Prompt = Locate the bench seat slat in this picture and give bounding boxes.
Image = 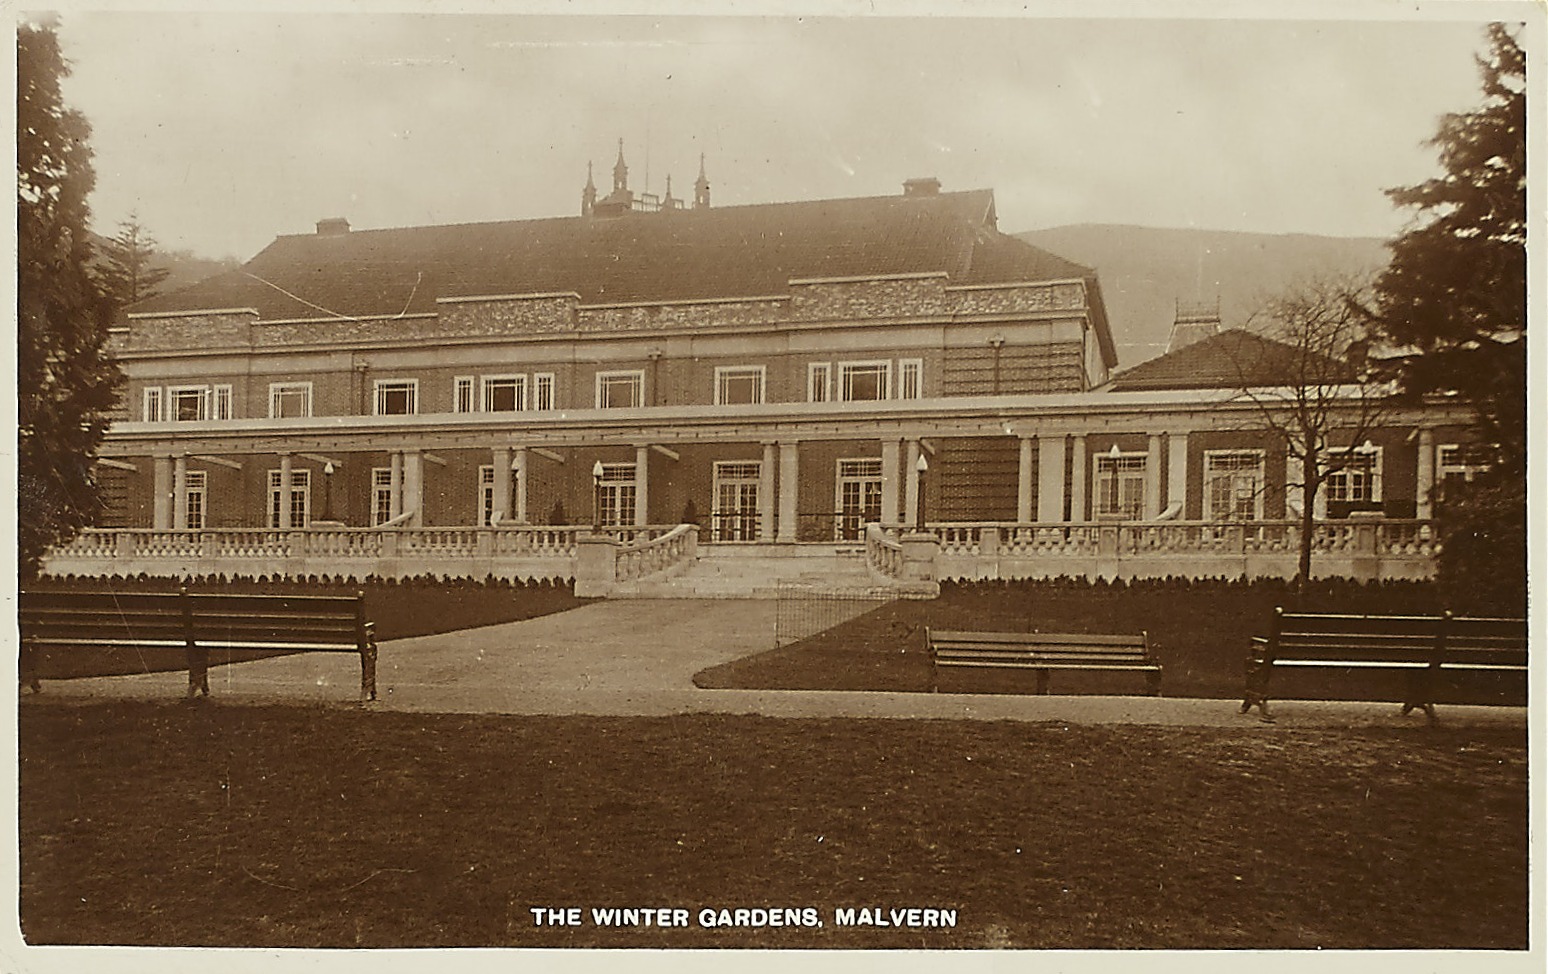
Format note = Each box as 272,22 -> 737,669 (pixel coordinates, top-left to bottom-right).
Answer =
930,630 -> 1146,647
936,660 -> 1160,671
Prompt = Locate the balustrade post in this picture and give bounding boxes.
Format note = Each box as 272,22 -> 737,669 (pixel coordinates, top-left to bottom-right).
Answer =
117,531 -> 136,561
899,530 -> 940,591
575,533 -> 621,598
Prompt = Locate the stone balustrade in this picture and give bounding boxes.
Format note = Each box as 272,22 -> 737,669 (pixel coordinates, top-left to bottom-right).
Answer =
43,526 -> 587,582
865,523 -> 905,579
930,519 -> 1438,582
614,524 -> 699,582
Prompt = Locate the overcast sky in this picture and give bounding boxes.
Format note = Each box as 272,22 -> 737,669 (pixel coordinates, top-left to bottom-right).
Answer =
46,3 -> 1509,261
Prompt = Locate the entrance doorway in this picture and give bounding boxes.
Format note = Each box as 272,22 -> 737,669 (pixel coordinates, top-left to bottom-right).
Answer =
835,458 -> 883,540
712,461 -> 761,541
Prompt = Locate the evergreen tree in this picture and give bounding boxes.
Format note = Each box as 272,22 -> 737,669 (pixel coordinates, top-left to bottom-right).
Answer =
17,20 -> 124,581
1371,23 -> 1526,611
94,213 -> 172,308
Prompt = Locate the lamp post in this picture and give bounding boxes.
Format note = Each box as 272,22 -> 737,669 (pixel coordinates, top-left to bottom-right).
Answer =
321,461 -> 335,522
915,453 -> 929,530
591,460 -> 605,533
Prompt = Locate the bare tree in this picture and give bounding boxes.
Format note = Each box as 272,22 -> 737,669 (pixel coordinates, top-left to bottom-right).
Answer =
1224,276 -> 1392,583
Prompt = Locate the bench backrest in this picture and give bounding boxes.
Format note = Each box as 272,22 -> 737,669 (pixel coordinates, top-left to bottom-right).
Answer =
20,589 -> 370,652
929,630 -> 1152,661
1271,610 -> 1526,666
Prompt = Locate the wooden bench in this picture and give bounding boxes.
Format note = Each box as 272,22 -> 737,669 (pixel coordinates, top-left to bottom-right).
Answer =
927,629 -> 1162,695
1241,607 -> 1526,723
20,587 -> 378,702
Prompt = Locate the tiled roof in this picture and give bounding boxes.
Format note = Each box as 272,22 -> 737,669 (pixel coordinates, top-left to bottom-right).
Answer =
129,189 -> 1097,320
1108,329 -> 1355,391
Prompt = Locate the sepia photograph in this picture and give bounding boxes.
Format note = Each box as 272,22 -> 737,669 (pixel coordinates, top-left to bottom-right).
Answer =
10,1 -> 1540,969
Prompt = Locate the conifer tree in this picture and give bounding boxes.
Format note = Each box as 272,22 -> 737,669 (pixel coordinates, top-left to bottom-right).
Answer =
17,19 -> 124,581
94,213 -> 172,308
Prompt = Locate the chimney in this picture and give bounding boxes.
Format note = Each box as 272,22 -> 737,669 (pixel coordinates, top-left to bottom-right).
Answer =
903,177 -> 941,197
315,217 -> 351,236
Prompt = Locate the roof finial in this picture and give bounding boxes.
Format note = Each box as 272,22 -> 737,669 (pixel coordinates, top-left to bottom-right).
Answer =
582,160 -> 597,216
613,138 -> 628,193
693,153 -> 710,210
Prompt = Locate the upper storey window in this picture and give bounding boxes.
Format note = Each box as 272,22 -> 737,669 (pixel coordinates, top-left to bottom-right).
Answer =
483,375 -> 528,412
715,366 -> 765,406
145,384 -> 232,422
269,382 -> 313,419
374,379 -> 418,416
596,370 -> 645,409
839,361 -> 891,402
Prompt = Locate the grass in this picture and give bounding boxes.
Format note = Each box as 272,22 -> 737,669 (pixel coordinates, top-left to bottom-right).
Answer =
23,576 -> 590,680
18,700 -> 1527,949
696,578 -> 1527,704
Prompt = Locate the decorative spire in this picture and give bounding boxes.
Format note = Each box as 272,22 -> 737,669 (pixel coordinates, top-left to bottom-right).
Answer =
581,160 -> 597,216
693,153 -> 710,209
613,138 -> 629,193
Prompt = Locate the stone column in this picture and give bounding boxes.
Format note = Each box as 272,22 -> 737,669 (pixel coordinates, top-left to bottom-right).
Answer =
1167,433 -> 1188,519
402,450 -> 423,527
1145,434 -> 1163,520
389,451 -> 404,521
777,442 -> 800,542
1036,436 -> 1066,523
1070,435 -> 1088,522
1017,436 -> 1035,524
904,440 -> 922,528
634,445 -> 650,528
1415,428 -> 1435,520
760,442 -> 777,541
172,455 -> 189,530
492,447 -> 511,525
513,447 -> 529,524
152,455 -> 173,529
277,453 -> 293,529
880,438 -> 901,525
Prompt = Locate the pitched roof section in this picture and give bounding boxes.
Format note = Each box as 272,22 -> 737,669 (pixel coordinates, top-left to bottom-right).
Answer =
1108,329 -> 1355,391
133,188 -> 1084,320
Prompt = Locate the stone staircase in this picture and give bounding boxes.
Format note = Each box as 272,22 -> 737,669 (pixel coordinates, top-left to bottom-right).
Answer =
611,542 -> 896,599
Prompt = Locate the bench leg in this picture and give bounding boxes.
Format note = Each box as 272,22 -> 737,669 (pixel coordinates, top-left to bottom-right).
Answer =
1241,659 -> 1274,723
19,640 -> 41,693
1035,669 -> 1050,695
1146,669 -> 1162,698
186,646 -> 210,699
360,641 -> 378,703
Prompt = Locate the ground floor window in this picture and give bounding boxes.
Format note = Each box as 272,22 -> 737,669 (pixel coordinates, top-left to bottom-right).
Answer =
1204,450 -> 1264,521
836,458 -> 883,540
1437,443 -> 1493,508
712,461 -> 761,541
1325,446 -> 1382,505
372,468 -> 393,526
479,465 -> 497,526
184,471 -> 207,530
597,463 -> 637,527
1094,453 -> 1146,520
267,469 -> 311,528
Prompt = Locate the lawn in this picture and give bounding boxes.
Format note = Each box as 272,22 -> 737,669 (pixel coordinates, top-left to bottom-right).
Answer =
18,700 -> 1527,949
697,577 -> 1527,704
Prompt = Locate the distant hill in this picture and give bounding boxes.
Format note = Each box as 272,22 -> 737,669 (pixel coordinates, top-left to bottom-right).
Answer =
86,231 -> 239,304
1015,225 -> 1389,371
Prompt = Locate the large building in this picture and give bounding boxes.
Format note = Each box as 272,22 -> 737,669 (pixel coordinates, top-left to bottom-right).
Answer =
53,152 -> 1477,587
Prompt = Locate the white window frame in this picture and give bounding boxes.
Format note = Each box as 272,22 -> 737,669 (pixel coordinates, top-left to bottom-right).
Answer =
184,470 -> 207,530
373,379 -> 419,416
838,360 -> 892,402
268,381 -> 313,419
807,362 -> 832,403
595,370 -> 645,410
596,462 -> 639,526
1093,451 -> 1148,521
371,468 -> 393,527
212,384 -> 233,421
478,464 -> 497,527
481,374 -> 528,412
1437,443 -> 1492,484
1203,449 -> 1265,521
266,468 -> 312,528
143,387 -> 163,422
534,373 -> 556,411
167,385 -> 210,422
899,359 -> 923,400
1325,445 -> 1384,504
714,365 -> 766,406
453,376 -> 475,414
